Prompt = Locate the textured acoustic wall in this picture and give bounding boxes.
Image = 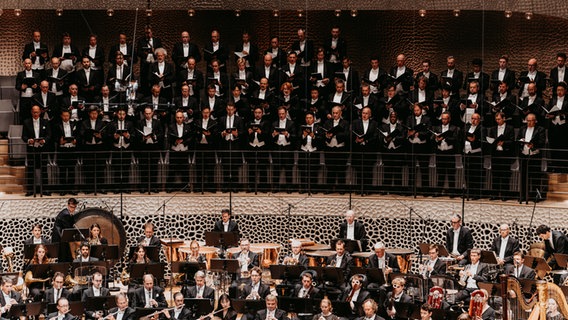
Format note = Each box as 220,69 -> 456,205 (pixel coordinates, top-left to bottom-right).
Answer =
1,10 -> 567,80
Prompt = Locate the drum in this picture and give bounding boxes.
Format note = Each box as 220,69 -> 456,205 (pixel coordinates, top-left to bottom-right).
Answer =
160,238 -> 185,262
73,208 -> 128,261
352,252 -> 373,267
529,242 -> 546,259
250,243 -> 281,268
303,244 -> 332,251
386,249 -> 414,274
306,250 -> 336,267
178,246 -> 219,269
289,238 -> 316,247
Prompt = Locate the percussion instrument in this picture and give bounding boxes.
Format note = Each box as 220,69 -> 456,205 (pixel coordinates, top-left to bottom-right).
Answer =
160,238 -> 185,262
303,244 -> 332,251
386,248 -> 413,274
351,252 -> 373,267
306,250 -> 335,267
529,242 -> 546,259
178,246 -> 219,269
289,238 -> 316,247
250,243 -> 281,269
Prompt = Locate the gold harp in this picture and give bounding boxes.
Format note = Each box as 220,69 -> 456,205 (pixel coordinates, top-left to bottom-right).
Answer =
502,275 -> 568,320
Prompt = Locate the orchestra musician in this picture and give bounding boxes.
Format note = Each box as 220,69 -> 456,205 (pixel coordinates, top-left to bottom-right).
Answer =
455,249 -> 489,303
213,209 -> 240,234
338,210 -> 368,252
313,298 -> 339,320
233,238 -> 259,276
25,244 -> 50,299
384,277 -> 413,319
217,294 -> 238,320
106,293 -> 135,320
340,274 -> 370,316
355,299 -> 385,320
130,245 -> 152,264
45,272 -> 70,305
536,224 -> 568,269
327,240 -> 353,279
254,295 -> 287,320
24,224 -> 50,245
446,214 -> 474,264
505,251 -> 536,280
137,222 -> 161,247
241,267 -> 270,300
162,292 -> 191,320
82,272 -> 111,320
368,242 -> 399,276
183,271 -> 215,300
490,224 -> 520,266
186,240 -> 207,265
52,198 -> 79,262
0,278 -> 22,317
477,289 -> 495,320
282,240 -> 308,266
419,245 -> 446,279
46,297 -> 74,320
419,303 -> 433,320
291,270 -> 321,299
73,243 -> 99,262
131,274 -> 167,308
87,223 -> 108,245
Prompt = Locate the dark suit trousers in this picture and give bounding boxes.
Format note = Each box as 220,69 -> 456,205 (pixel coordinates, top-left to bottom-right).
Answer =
408,143 -> 430,190
382,149 -> 404,190
352,147 -> 376,192
195,144 -> 216,191
25,147 -> 48,193
272,145 -> 294,188
138,147 -> 161,191
169,150 -> 190,191
325,146 -> 348,190
436,150 -> 456,191
246,146 -> 269,191
492,154 -> 513,194
520,154 -> 543,201
298,150 -> 320,192
82,144 -> 106,192
112,147 -> 132,189
464,151 -> 483,197
221,141 -> 242,189
58,147 -> 77,191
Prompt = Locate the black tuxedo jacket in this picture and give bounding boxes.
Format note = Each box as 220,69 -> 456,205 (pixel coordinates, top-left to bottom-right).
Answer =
106,64 -> 132,87
516,125 -> 545,156
281,64 -> 305,90
309,60 -> 334,85
298,123 -> 324,152
550,66 -> 568,96
490,236 -> 520,265
79,117 -> 105,147
445,226 -> 474,256
136,235 -> 161,247
323,37 -> 347,65
271,118 -> 296,147
74,68 -> 103,99
338,221 -> 368,244
388,66 -> 414,92
490,68 -> 516,93
234,42 -> 259,68
136,37 -> 163,66
22,118 -> 52,150
15,70 -> 41,94
410,88 -> 435,110
240,282 -> 271,299
24,236 -> 50,245
81,46 -> 106,68
322,118 -> 349,146
291,39 -> 315,65
169,122 -> 193,149
487,124 -> 515,156
246,119 -> 271,147
82,286 -> 110,319
184,285 -> 216,299
429,258 -> 447,276
254,309 -> 287,320
178,68 -> 205,98
0,290 -> 22,315
415,71 -> 439,93
518,70 -> 547,97
490,92 -> 517,118
264,48 -> 287,68
326,252 -> 353,272
505,264 -> 536,280
340,68 -> 360,94
107,119 -> 135,148
291,284 -> 322,298
194,118 -> 219,146
340,287 -> 370,308
149,61 -> 176,88
464,72 -> 490,93
108,43 -> 137,64
254,65 -> 279,89
405,115 -> 431,143
204,42 -> 229,69
32,91 -> 60,119
53,120 -> 79,148
233,251 -> 259,269
137,119 -> 164,149
440,69 -> 464,95
23,42 -> 49,65
218,114 -> 244,147
131,285 -> 167,308
543,230 -> 568,259
206,72 -> 230,97
546,97 -> 568,124
172,42 -> 202,68
46,68 -> 69,93
362,67 -> 388,95
380,122 -> 406,151
45,287 -> 70,304
432,124 -> 460,153
352,94 -> 380,120
107,307 -> 136,320
52,44 -> 80,64
213,219 -> 239,233
51,208 -> 75,243
368,253 -> 400,273
463,123 -> 483,153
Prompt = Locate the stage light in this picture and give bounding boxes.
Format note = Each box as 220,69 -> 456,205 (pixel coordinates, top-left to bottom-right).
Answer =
419,9 -> 426,17
235,10 -> 241,17
107,9 -> 115,17
145,9 -> 152,17
56,9 -> 63,16
14,9 -> 22,16
504,10 -> 513,18
453,9 -> 460,17
525,11 -> 533,20
188,9 -> 195,17
297,10 -> 304,17
334,10 -> 341,17
350,10 -> 358,17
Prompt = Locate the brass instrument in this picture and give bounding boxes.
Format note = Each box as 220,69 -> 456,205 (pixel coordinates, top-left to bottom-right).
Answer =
468,289 -> 485,318
120,269 -> 130,286
64,273 -> 88,288
283,256 -> 298,265
427,287 -> 444,309
458,265 -> 471,287
24,271 -> 50,287
245,290 -> 261,300
2,247 -> 25,293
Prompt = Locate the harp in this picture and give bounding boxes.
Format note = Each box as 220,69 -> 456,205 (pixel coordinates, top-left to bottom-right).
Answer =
501,274 -> 568,320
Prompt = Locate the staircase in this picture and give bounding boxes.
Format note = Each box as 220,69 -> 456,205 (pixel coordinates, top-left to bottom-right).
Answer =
0,139 -> 25,194
547,173 -> 568,202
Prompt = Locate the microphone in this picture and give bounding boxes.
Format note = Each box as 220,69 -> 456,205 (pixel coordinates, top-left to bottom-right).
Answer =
536,188 -> 542,199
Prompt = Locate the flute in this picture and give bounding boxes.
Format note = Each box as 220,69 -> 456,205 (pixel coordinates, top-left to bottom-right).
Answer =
199,307 -> 229,320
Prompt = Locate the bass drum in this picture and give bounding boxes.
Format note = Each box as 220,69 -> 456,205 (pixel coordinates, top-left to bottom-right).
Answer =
73,208 -> 128,260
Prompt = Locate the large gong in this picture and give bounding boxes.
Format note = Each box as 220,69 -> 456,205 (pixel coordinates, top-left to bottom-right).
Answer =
73,207 -> 128,260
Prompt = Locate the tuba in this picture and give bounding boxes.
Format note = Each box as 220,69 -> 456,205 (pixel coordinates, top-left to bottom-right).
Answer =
468,290 -> 485,318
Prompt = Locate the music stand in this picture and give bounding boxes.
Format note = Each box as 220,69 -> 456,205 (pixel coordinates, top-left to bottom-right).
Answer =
435,245 -> 450,257
323,301 -> 352,317
129,246 -> 160,263
392,302 -> 416,319
519,279 -> 538,295
269,265 -> 306,281
231,299 -> 265,315
350,267 -> 386,287
205,231 -> 239,249
84,296 -> 117,311
7,302 -> 45,318
71,261 -> 109,276
130,262 -> 167,282
184,298 -> 214,317
480,251 -> 499,265
171,261 -> 206,287
61,228 -> 89,242
24,243 -> 60,260
432,309 -> 461,320
90,245 -> 119,261
330,239 -> 362,253
478,282 -> 504,296
277,296 -> 316,315
554,253 -> 568,269
209,259 -> 240,274
321,267 -> 345,284
0,272 -> 21,284
524,256 -> 551,279
418,243 -> 434,255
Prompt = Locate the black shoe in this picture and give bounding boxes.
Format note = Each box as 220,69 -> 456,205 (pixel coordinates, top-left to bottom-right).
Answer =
25,192 -> 33,197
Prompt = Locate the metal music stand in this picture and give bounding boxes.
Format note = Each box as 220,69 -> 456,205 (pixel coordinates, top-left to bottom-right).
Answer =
61,228 -> 89,242
7,302 -> 46,318
184,298 -> 214,318
84,296 -> 117,312
231,299 -> 265,315
24,244 -> 60,260
130,262 -> 167,282
350,267 -> 386,287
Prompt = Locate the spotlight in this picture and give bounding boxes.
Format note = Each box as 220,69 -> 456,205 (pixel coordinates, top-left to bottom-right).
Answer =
187,9 -> 195,17
235,10 -> 241,17
107,9 -> 115,17
297,10 -> 304,17
56,8 -> 63,16
453,9 -> 460,17
350,10 -> 358,17
524,11 -> 533,20
145,9 -> 152,17
334,10 -> 341,17
418,9 -> 426,17
14,9 -> 22,16
504,10 -> 513,18
272,9 -> 279,17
